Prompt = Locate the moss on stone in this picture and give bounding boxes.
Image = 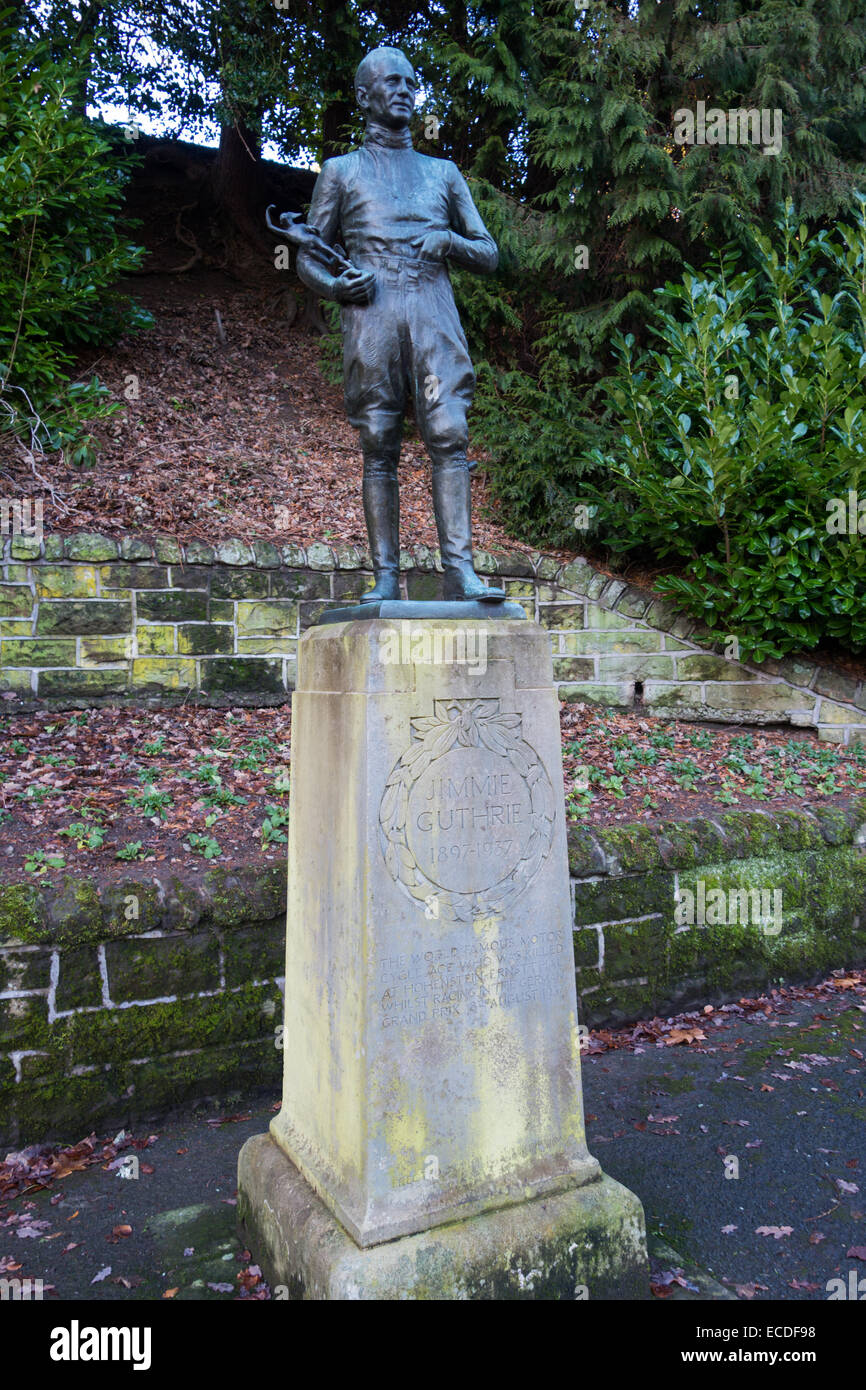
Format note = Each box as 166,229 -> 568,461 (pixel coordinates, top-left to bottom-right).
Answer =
0,880 -> 45,944
656,818 -> 727,868
594,824 -> 663,875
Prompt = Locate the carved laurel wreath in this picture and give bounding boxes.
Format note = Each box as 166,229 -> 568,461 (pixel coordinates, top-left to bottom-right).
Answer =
378,698 -> 556,923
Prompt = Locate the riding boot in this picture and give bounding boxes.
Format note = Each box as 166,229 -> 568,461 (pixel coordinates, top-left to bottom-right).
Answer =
360,473 -> 401,603
432,458 -> 505,602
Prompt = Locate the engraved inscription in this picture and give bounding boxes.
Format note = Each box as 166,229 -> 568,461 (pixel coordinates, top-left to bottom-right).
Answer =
379,698 -> 556,922
407,749 -> 533,893
377,930 -> 566,1030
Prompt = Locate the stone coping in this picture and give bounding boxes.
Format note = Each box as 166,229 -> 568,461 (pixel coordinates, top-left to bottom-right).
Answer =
2,797 -> 864,944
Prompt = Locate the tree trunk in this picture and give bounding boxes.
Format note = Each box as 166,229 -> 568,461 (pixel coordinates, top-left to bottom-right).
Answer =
214,117 -> 265,237
211,114 -> 273,276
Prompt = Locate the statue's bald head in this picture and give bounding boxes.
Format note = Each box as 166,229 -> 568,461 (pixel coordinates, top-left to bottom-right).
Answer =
355,47 -> 417,129
355,46 -> 415,97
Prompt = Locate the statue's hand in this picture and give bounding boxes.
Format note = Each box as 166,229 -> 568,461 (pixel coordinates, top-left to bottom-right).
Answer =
417,230 -> 452,262
333,267 -> 375,304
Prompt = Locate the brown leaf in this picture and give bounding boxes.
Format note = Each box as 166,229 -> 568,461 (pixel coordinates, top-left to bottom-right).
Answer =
664,1027 -> 706,1046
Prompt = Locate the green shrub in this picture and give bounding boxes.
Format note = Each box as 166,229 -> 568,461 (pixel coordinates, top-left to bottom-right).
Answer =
0,25 -> 150,464
579,198 -> 866,660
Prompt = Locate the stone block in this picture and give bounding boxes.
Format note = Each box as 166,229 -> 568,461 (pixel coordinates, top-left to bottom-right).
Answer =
1,639 -> 77,666
584,603 -> 632,630
199,658 -> 283,693
79,636 -> 133,666
130,658 -> 196,691
557,682 -> 634,707
136,591 -> 207,623
237,601 -> 298,638
597,654 -> 675,681
703,683 -> 816,718
136,625 -> 176,656
55,945 -> 103,1011
103,932 -> 221,1002
38,668 -> 128,697
538,603 -> 584,630
65,533 -> 119,562
215,539 -> 256,567
570,630 -> 662,655
99,564 -> 169,590
36,600 -> 132,635
552,656 -> 595,682
35,566 -> 97,599
121,536 -> 154,561
0,585 -> 34,619
154,537 -> 183,564
177,624 -> 233,655
270,571 -> 331,600
210,570 -> 270,599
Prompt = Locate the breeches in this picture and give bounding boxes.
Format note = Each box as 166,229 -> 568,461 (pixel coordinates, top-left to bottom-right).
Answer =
340,255 -> 475,472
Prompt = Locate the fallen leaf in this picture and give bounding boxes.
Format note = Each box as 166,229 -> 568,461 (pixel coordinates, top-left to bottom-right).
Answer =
664,1027 -> 706,1046
755,1226 -> 794,1239
91,1265 -> 112,1283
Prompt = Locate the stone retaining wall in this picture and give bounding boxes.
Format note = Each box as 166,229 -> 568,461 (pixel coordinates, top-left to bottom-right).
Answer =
2,797 -> 865,1146
2,529 -> 865,740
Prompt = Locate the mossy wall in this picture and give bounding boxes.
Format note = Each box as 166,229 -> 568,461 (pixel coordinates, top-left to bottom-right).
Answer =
0,865 -> 287,1148
2,529 -> 865,741
2,798 -> 865,1146
571,797 -> 866,1027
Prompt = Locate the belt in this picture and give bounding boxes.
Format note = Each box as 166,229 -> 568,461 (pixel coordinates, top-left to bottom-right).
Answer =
357,253 -> 446,286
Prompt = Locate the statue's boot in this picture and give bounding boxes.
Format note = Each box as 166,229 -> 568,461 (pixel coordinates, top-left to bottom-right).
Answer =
360,474 -> 401,603
432,459 -> 505,602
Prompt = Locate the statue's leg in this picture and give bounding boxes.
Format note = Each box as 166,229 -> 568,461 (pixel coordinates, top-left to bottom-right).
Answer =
410,275 -> 504,602
343,282 -> 406,605
359,412 -> 402,604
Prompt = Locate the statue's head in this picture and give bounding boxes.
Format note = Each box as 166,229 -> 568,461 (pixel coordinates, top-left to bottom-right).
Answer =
355,47 -> 417,130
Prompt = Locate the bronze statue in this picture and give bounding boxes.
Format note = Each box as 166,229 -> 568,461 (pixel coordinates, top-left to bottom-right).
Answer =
270,45 -> 505,604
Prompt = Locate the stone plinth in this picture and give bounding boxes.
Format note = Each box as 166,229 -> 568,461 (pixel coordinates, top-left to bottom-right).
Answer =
238,617 -> 647,1297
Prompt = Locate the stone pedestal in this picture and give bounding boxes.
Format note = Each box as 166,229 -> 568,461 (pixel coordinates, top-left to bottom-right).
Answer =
238,617 -> 647,1298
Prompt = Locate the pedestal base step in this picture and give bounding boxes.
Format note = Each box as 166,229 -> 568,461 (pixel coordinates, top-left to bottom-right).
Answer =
238,1133 -> 649,1301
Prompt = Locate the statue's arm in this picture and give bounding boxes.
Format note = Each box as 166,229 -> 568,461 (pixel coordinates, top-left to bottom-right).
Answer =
295,161 -> 345,300
446,166 -> 499,274
295,160 -> 374,305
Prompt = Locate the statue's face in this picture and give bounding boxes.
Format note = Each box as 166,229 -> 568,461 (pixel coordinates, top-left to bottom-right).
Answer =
357,53 -> 417,129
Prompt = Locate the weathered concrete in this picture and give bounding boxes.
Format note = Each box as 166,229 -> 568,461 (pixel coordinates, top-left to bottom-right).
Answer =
241,617 -> 646,1295
238,1131 -> 648,1300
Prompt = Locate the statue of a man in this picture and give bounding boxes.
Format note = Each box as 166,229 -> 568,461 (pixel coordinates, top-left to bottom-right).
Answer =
295,46 -> 505,604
